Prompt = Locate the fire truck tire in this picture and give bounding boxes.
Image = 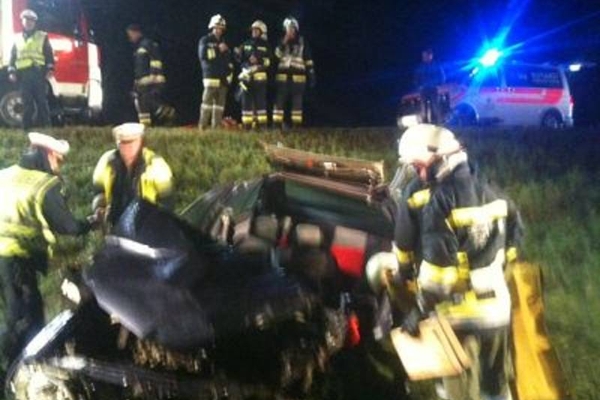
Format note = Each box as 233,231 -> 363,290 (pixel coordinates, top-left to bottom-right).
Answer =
0,89 -> 32,128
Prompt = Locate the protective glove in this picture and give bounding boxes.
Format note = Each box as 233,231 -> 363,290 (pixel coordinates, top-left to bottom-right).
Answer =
401,307 -> 424,337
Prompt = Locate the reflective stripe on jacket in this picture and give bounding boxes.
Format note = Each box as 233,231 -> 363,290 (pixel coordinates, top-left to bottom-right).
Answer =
0,165 -> 58,257
134,37 -> 166,87
275,36 -> 314,78
198,33 -> 233,85
237,38 -> 270,81
394,163 -> 523,330
92,148 -> 173,207
14,31 -> 47,70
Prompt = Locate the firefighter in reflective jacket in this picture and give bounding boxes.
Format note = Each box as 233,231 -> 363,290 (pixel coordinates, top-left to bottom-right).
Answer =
92,123 -> 174,228
235,20 -> 271,130
126,24 -> 174,127
367,124 -> 523,400
8,9 -> 54,130
0,133 -> 94,367
273,17 -> 315,129
198,15 -> 233,130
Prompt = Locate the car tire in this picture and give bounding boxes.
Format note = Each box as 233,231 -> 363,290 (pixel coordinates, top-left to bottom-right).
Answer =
0,89 -> 30,128
541,110 -> 563,129
450,104 -> 477,126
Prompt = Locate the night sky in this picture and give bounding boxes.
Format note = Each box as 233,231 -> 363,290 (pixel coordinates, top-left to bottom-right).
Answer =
80,0 -> 600,126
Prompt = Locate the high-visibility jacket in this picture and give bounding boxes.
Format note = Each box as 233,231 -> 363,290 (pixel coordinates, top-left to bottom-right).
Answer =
93,148 -> 173,218
237,37 -> 270,82
198,33 -> 233,88
0,165 -> 58,258
9,30 -> 54,72
133,37 -> 166,87
394,162 -> 523,330
274,36 -> 315,84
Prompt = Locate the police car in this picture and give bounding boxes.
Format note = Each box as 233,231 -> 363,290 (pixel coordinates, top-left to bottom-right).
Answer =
399,61 -> 574,129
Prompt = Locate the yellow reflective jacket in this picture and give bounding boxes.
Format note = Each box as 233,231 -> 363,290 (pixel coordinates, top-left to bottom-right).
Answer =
395,163 -> 523,330
93,147 -> 173,210
0,165 -> 58,258
14,31 -> 48,70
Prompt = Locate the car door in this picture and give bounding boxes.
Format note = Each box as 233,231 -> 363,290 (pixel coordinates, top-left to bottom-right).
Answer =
465,68 -> 504,123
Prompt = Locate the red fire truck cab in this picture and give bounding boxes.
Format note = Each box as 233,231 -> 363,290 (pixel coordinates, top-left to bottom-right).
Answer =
0,0 -> 102,127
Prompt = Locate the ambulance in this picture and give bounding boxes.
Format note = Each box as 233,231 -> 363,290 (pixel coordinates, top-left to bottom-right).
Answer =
0,0 -> 102,127
400,61 -> 574,129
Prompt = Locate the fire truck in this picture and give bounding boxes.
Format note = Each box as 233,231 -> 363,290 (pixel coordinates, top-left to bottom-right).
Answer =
0,0 -> 102,127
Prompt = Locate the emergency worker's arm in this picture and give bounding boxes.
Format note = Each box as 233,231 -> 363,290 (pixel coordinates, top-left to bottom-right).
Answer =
198,37 -> 213,61
134,45 -> 151,82
91,152 -> 112,214
505,198 -> 524,262
394,196 -> 419,277
42,184 -> 90,235
8,44 -> 17,74
43,35 -> 55,71
417,191 -> 458,310
150,157 -> 174,210
258,43 -> 271,69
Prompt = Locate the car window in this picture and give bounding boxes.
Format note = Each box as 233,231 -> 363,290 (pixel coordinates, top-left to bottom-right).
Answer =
479,71 -> 501,88
505,66 -> 563,88
284,180 -> 394,236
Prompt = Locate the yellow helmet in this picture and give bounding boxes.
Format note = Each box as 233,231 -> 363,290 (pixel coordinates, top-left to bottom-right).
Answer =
208,14 -> 226,30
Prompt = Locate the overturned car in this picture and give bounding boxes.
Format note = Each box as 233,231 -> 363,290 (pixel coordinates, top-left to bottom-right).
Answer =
6,146 -> 398,400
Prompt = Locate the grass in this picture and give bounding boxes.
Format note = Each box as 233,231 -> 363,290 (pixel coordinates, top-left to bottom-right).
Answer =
1,125 -> 599,399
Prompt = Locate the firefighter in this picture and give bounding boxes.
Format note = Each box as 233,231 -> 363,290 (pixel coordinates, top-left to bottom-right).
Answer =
126,24 -> 174,127
367,124 -> 523,400
273,17 -> 315,129
197,14 -> 233,131
235,20 -> 271,130
7,9 -> 54,131
414,48 -> 446,124
0,133 -> 95,368
92,123 -> 174,229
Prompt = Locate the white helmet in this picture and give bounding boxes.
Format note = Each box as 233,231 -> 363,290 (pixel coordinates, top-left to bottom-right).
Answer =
251,20 -> 268,39
20,9 -> 38,21
208,14 -> 226,30
398,124 -> 462,165
283,17 -> 299,31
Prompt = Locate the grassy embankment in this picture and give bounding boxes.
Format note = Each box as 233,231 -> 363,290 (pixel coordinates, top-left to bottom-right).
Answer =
0,126 -> 598,399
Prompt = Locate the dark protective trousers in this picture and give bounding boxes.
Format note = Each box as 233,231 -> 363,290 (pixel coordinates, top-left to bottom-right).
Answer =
0,256 -> 44,366
420,86 -> 442,124
19,67 -> 51,131
240,79 -> 268,129
135,83 -> 164,126
273,76 -> 306,128
199,86 -> 227,130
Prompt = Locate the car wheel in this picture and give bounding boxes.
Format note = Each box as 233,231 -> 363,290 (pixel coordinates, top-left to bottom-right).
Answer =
541,111 -> 562,129
0,90 -> 27,128
450,105 -> 476,126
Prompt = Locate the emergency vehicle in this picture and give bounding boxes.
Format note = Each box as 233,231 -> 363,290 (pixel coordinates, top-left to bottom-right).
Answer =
0,0 -> 102,127
400,61 -> 574,129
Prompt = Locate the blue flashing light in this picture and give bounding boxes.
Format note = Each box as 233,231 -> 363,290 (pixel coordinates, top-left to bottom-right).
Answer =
480,48 -> 502,67
568,63 -> 582,72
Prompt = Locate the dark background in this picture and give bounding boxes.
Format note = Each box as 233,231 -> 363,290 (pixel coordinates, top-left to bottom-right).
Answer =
78,0 -> 600,127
